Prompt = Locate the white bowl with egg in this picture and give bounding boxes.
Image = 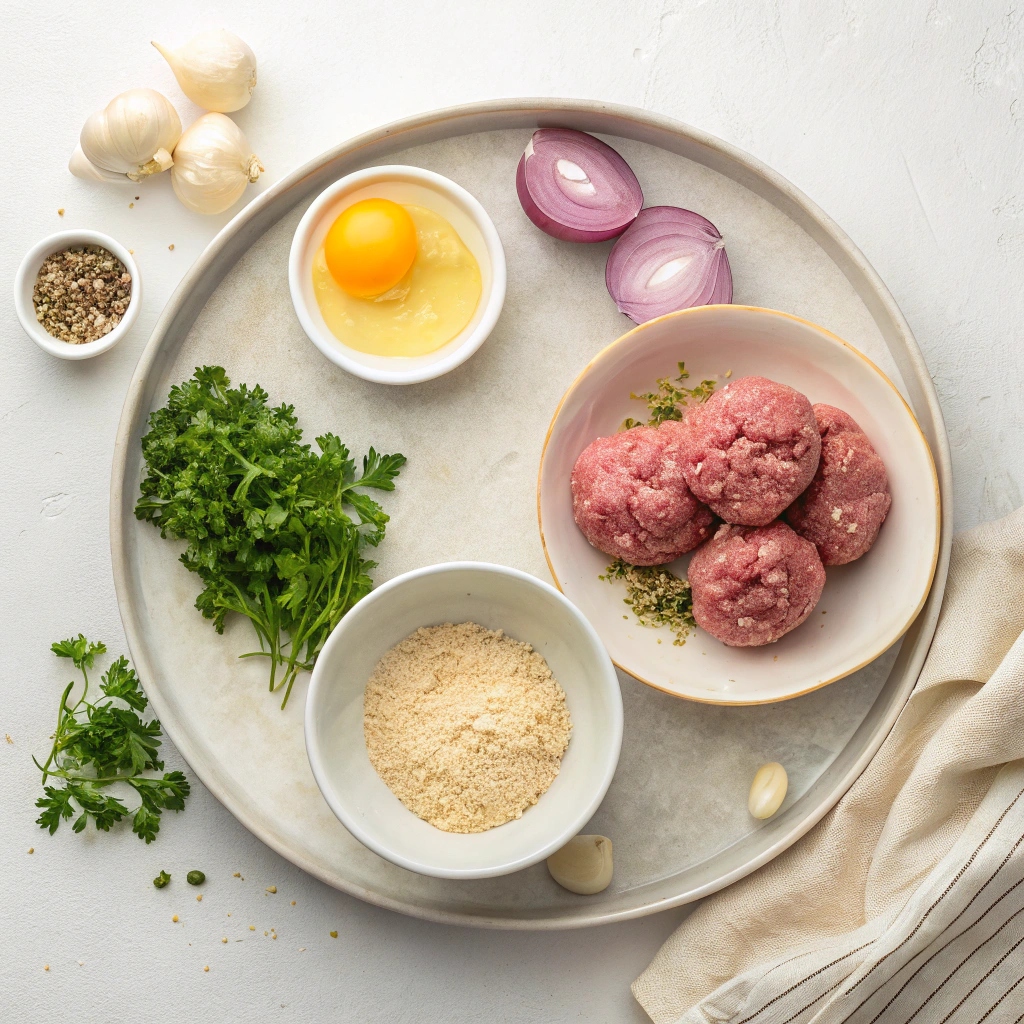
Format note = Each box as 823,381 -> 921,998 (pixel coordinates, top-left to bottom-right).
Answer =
304,561 -> 622,879
289,166 -> 506,385
14,229 -> 141,361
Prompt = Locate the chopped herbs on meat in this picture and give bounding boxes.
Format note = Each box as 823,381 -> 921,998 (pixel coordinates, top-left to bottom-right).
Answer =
621,361 -> 716,429
599,559 -> 696,645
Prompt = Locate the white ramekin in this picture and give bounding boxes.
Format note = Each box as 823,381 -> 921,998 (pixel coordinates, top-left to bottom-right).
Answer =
14,229 -> 141,361
304,562 -> 623,879
288,165 -> 506,385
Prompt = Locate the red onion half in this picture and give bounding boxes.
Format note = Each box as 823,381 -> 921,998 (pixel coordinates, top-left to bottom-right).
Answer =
605,206 -> 733,324
516,129 -> 643,242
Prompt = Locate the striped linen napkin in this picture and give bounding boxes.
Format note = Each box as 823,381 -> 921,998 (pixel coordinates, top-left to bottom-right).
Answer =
633,506 -> 1024,1024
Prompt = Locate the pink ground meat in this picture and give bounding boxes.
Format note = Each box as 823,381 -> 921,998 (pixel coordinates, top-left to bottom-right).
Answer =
571,422 -> 715,565
688,520 -> 826,646
679,376 -> 821,526
786,403 -> 891,565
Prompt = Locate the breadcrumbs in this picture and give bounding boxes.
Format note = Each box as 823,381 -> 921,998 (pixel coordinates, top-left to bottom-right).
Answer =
363,622 -> 572,834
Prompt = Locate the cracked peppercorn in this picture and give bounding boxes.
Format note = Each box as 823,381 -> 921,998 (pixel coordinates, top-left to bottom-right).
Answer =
32,245 -> 131,344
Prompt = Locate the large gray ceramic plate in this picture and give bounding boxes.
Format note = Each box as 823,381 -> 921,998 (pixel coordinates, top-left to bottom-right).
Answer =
111,99 -> 952,929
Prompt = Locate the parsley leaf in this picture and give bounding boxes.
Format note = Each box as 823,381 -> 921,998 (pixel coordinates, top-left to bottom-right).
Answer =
134,368 -> 406,708
34,639 -> 190,842
621,361 -> 717,429
51,635 -> 106,671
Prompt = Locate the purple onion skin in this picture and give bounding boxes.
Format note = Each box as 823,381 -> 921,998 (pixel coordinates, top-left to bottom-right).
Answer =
515,154 -> 571,239
605,206 -> 733,324
516,129 -> 643,243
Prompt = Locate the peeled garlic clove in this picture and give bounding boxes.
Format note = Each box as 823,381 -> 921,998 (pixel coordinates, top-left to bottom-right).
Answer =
170,113 -> 264,215
748,762 -> 788,819
547,835 -> 613,895
68,145 -> 133,184
153,31 -> 257,113
79,89 -> 181,182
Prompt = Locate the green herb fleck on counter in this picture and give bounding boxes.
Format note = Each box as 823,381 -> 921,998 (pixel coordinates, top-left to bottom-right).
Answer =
34,636 -> 190,843
187,870 -> 205,885
600,560 -> 696,645
154,870 -> 171,888
621,361 -> 716,429
134,366 -> 406,709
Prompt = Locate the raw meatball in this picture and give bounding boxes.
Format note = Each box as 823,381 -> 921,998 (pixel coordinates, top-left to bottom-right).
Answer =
571,423 -> 714,565
786,404 -> 891,565
688,520 -> 825,646
680,376 -> 821,526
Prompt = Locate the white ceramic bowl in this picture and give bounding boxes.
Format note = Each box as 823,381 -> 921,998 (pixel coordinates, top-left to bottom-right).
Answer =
539,305 -> 940,705
304,562 -> 623,879
289,165 -> 506,385
14,230 -> 141,360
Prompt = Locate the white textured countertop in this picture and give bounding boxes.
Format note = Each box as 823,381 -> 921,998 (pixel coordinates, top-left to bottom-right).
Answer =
2,1 -> 1022,1020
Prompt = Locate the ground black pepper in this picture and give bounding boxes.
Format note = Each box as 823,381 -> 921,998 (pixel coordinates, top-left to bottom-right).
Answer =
32,245 -> 132,344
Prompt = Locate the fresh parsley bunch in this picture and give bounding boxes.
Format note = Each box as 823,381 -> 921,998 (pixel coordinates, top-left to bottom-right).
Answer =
621,361 -> 717,430
134,366 -> 405,708
35,636 -> 189,843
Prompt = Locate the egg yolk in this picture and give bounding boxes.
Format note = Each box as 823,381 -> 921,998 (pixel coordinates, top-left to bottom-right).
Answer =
323,199 -> 417,298
312,204 -> 482,359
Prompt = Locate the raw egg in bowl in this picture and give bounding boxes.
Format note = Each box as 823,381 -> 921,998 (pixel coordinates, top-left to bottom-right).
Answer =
289,165 -> 506,385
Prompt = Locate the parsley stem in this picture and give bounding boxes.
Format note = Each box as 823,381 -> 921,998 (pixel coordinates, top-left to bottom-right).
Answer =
39,680 -> 76,783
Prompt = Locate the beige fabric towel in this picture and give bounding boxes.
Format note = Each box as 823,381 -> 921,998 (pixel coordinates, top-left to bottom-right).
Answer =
634,506 -> 1024,1024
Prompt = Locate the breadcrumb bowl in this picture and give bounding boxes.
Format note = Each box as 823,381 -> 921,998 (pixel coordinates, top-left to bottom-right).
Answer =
304,562 -> 623,879
538,305 -> 940,704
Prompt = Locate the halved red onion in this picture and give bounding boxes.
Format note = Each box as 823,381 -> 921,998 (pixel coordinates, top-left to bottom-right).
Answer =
516,129 -> 643,242
605,206 -> 733,324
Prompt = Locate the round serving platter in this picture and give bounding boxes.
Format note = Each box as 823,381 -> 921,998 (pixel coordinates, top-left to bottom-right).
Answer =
111,99 -> 953,929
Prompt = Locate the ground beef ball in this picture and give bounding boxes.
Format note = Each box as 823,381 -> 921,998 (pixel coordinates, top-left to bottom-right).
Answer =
571,422 -> 715,565
688,520 -> 826,646
786,403 -> 891,565
679,376 -> 821,526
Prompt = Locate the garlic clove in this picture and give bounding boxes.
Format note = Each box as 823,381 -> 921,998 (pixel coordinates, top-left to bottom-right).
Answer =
153,31 -> 257,113
68,145 -> 132,184
170,113 -> 263,215
748,762 -> 788,819
547,835 -> 613,895
79,89 -> 182,180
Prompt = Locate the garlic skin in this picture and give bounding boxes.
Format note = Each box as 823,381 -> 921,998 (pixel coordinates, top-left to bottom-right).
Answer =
79,89 -> 181,182
153,31 -> 257,113
748,762 -> 788,819
170,113 -> 264,215
68,145 -> 133,184
547,835 -> 613,895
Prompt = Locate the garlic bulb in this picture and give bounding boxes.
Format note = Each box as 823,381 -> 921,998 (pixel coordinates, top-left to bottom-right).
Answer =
748,762 -> 788,820
546,835 -> 614,895
170,113 -> 263,215
79,89 -> 181,182
153,31 -> 257,113
68,145 -> 134,184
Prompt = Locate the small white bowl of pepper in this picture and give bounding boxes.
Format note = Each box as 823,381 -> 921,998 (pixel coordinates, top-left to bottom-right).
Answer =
14,229 -> 141,360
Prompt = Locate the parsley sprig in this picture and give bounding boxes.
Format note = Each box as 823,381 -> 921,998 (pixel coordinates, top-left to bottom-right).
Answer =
134,367 -> 406,708
621,361 -> 717,429
35,636 -> 189,842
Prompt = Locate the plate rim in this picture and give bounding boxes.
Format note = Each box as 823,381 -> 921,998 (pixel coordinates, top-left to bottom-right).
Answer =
537,303 -> 942,705
109,97 -> 954,929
